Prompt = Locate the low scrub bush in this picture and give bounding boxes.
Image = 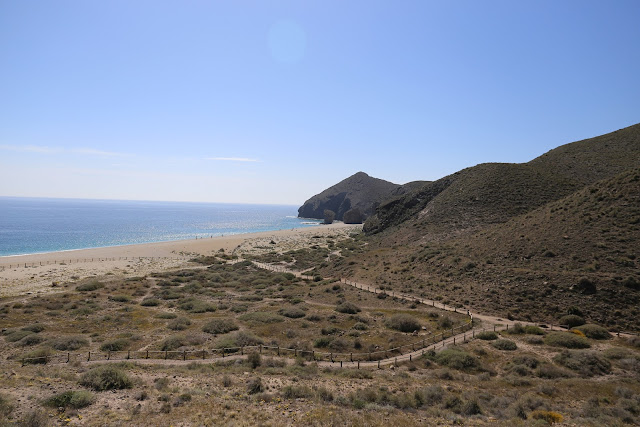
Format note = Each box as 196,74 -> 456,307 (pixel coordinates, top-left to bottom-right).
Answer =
553,350 -> 611,377
140,298 -> 161,307
80,366 -> 132,391
432,349 -> 479,371
573,324 -> 611,340
0,393 -> 14,417
49,336 -> 89,351
100,338 -> 130,352
536,363 -> 573,379
438,316 -> 454,329
76,281 -> 104,292
239,312 -> 285,323
279,307 -> 306,319
108,295 -> 131,303
18,334 -> 45,347
247,377 -> 263,394
202,318 -> 239,335
385,314 -> 422,332
44,390 -> 95,409
492,339 -> 517,351
335,301 -> 361,314
559,314 -> 585,328
476,331 -> 498,340
5,330 -> 33,343
22,324 -> 45,333
530,410 -> 563,424
544,332 -> 590,349
179,299 -> 216,313
509,323 -> 545,335
22,348 -> 52,364
216,331 -> 263,349
167,317 -> 192,331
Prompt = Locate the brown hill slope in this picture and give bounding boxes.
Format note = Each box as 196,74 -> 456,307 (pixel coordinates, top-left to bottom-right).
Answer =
298,172 -> 426,222
328,168 -> 640,330
364,123 -> 640,238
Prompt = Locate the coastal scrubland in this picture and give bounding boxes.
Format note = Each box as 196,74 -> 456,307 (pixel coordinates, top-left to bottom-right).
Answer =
1,231 -> 639,426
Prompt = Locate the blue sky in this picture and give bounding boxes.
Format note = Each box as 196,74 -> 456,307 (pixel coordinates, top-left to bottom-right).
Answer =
1,1 -> 639,204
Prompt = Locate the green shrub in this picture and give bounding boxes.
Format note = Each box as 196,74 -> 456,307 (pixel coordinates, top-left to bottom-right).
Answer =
44,390 -> 95,409
167,317 -> 192,331
80,366 -> 132,391
536,363 -> 573,379
385,314 -> 421,333
5,330 -> 33,342
49,336 -> 89,350
247,352 -> 261,369
140,298 -> 161,307
314,337 -> 333,348
351,322 -> 367,331
108,295 -> 131,303
239,312 -> 285,324
76,281 -> 104,292
553,350 -> 611,377
573,324 -> 611,340
278,307 -> 306,319
161,336 -> 186,351
509,323 -> 545,335
335,301 -> 361,314
476,331 -> 498,340
438,316 -> 454,329
492,339 -> 517,351
202,319 -> 239,335
559,315 -> 585,328
155,312 -> 177,319
100,338 -> 130,352
22,324 -> 45,333
178,299 -> 216,313
544,332 -> 590,349
216,331 -> 263,350
433,349 -> 479,371
18,334 -> 45,347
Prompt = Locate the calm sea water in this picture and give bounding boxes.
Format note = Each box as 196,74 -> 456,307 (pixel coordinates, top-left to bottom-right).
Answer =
0,197 -> 320,257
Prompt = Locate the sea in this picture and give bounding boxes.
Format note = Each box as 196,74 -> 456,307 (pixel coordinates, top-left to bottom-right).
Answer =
0,197 -> 322,257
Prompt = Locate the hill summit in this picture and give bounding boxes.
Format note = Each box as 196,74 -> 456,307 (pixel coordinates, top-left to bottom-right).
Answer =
297,172 -> 424,223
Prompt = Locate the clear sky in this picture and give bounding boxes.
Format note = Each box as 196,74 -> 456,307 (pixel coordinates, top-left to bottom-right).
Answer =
1,1 -> 639,205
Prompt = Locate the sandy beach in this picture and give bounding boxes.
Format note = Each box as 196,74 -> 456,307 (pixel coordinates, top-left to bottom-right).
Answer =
0,223 -> 361,298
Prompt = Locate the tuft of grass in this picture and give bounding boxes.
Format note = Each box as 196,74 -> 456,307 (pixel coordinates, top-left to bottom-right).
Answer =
202,318 -> 239,335
44,390 -> 95,409
544,332 -> 590,349
80,365 -> 133,391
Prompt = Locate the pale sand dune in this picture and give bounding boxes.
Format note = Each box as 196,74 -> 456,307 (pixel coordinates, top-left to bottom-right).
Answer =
0,223 -> 361,298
